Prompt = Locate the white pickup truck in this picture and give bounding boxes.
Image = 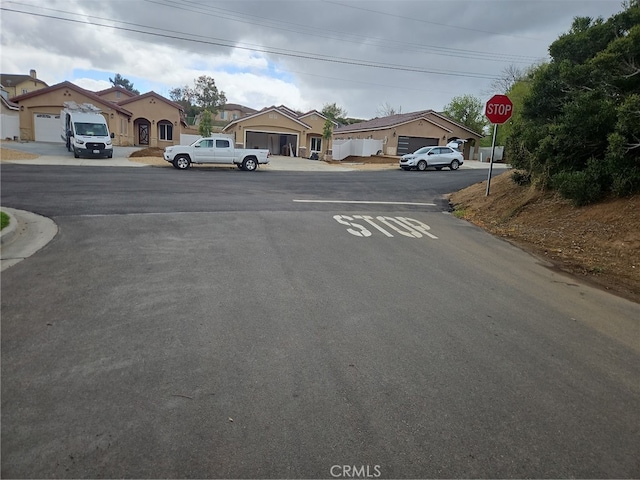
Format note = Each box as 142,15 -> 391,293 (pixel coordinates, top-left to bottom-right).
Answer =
164,136 -> 270,171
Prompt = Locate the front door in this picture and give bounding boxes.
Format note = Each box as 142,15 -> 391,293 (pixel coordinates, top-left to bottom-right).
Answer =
139,124 -> 149,146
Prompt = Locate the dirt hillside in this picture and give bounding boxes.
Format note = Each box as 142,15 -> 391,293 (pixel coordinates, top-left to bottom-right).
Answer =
450,171 -> 640,303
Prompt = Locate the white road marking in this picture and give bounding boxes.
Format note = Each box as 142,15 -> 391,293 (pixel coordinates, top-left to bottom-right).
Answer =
293,200 -> 436,206
333,215 -> 438,239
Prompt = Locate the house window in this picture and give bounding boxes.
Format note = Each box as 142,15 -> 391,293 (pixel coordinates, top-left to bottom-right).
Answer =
221,111 -> 227,120
159,123 -> 173,141
116,91 -> 121,98
311,137 -> 322,152
232,113 -> 238,119
22,88 -> 28,94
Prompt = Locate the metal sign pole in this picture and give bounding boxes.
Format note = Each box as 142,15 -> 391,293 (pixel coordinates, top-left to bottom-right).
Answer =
486,123 -> 498,196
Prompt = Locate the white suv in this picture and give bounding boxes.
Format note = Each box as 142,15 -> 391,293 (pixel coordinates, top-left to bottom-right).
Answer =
400,146 -> 464,171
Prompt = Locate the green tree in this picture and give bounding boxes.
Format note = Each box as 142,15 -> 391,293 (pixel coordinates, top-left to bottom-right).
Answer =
322,103 -> 348,123
193,75 -> 226,114
322,119 -> 333,154
507,2 -> 640,203
109,73 -> 139,95
443,94 -> 487,134
169,76 -> 227,121
199,109 -> 213,137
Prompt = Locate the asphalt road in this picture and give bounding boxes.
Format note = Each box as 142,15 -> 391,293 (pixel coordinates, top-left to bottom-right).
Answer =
1,165 -> 639,479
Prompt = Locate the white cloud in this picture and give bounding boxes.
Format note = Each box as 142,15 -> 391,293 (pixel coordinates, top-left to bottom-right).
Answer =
72,78 -> 112,92
1,0 -> 627,119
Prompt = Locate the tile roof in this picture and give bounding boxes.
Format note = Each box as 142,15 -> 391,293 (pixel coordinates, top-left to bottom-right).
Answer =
116,90 -> 184,111
0,73 -> 48,87
334,109 -> 483,137
222,103 -> 257,114
11,81 -> 132,116
95,86 -> 137,98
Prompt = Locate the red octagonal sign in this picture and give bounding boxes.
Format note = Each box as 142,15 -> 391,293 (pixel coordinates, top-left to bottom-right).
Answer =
485,94 -> 513,124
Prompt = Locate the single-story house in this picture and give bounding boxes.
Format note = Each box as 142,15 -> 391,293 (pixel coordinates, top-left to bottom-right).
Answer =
115,91 -> 186,148
222,105 -> 337,157
11,81 -> 133,145
1,86 -> 20,140
333,110 -> 484,160
0,69 -> 48,99
11,82 -> 186,147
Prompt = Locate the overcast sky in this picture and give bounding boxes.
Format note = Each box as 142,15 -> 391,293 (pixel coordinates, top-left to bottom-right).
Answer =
0,0 -> 625,119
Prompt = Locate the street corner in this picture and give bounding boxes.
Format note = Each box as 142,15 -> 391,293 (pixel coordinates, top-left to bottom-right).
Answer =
0,207 -> 58,271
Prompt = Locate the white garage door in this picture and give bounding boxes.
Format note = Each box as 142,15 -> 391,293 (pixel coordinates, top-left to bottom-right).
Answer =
34,113 -> 62,142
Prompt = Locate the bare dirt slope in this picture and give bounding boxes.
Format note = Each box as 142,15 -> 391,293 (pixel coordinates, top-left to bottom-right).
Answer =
450,171 -> 640,303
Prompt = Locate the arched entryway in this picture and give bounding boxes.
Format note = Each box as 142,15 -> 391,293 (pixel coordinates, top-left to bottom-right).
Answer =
134,118 -> 151,146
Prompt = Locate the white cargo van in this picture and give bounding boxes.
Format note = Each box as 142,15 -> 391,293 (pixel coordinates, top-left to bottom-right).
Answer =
61,102 -> 113,158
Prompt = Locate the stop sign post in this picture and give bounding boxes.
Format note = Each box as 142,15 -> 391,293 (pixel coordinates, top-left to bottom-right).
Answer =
485,95 -> 513,195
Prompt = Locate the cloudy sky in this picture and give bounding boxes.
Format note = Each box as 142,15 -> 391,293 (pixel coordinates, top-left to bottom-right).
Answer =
0,0 -> 624,119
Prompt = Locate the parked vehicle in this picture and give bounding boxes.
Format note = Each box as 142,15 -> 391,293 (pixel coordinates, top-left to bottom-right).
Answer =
399,146 -> 463,171
163,136 -> 270,171
61,102 -> 113,158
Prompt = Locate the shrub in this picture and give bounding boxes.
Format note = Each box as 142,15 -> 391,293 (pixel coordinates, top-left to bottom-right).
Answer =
511,170 -> 531,186
551,170 -> 603,206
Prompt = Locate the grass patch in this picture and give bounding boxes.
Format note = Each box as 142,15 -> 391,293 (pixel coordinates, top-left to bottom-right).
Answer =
452,207 -> 467,219
1,211 -> 10,230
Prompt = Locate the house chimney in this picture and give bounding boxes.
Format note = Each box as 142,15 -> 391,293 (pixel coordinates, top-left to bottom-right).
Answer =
30,69 -> 37,79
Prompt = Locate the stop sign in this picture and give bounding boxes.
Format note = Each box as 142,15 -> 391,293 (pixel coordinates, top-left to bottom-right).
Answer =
485,94 -> 513,124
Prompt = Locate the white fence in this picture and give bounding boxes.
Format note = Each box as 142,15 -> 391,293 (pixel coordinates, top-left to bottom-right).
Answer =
180,134 -> 201,145
332,138 -> 384,161
478,146 -> 504,162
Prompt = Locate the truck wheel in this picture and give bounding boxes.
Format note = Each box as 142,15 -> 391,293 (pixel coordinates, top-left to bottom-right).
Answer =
174,155 -> 191,170
242,157 -> 257,171
73,147 -> 79,159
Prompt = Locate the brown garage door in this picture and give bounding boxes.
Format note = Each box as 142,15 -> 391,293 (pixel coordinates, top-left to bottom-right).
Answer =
397,136 -> 439,156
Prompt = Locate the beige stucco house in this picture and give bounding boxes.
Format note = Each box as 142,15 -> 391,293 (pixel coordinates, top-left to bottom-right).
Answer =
94,85 -> 138,104
11,81 -> 133,145
11,82 -> 186,147
115,91 -> 186,148
222,105 -> 337,157
213,103 -> 257,123
333,110 -> 484,160
0,70 -> 48,99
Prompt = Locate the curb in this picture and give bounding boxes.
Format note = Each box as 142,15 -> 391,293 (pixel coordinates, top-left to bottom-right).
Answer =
0,209 -> 17,246
0,207 -> 58,272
